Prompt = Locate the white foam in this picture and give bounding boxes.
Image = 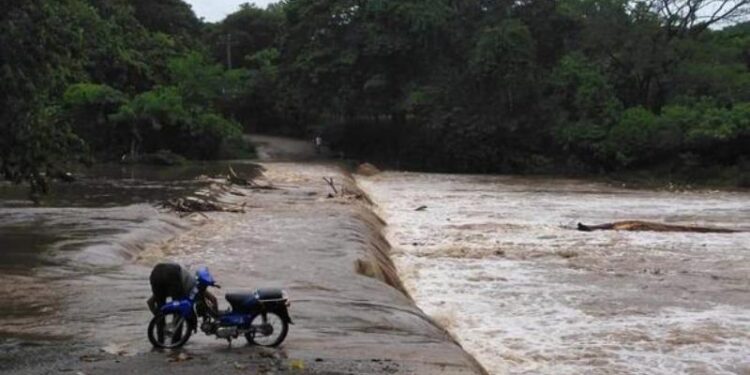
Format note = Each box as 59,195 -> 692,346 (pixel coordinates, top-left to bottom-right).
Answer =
359,173 -> 750,374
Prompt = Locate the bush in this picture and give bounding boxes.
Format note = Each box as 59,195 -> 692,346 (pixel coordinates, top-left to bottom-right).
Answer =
111,86 -> 244,160
62,83 -> 128,155
605,107 -> 657,166
138,149 -> 187,166
184,113 -> 243,159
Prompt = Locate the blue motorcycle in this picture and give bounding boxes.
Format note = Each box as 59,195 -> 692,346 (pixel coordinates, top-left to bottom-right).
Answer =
147,267 -> 292,349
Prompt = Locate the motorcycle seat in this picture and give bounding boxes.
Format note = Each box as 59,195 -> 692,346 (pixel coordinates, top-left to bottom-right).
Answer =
256,288 -> 284,300
225,293 -> 255,307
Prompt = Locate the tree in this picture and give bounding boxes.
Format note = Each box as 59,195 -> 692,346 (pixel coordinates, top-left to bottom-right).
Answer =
204,4 -> 283,69
128,0 -> 201,43
0,0 -> 240,195
645,0 -> 750,35
62,83 -> 128,156
0,0 -> 98,196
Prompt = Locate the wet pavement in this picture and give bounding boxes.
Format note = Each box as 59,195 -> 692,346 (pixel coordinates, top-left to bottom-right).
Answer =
0,141 -> 484,374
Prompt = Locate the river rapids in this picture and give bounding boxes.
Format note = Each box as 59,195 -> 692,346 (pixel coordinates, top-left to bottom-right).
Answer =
359,172 -> 750,375
2,160 -> 749,374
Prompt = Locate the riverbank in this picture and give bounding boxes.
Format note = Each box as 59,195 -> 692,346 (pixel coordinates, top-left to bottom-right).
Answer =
1,160 -> 485,374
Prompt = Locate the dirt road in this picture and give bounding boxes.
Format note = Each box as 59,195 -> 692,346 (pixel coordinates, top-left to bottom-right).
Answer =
248,134 -> 321,161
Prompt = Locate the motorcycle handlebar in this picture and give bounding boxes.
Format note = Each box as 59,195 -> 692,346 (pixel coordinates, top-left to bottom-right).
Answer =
213,284 -> 221,289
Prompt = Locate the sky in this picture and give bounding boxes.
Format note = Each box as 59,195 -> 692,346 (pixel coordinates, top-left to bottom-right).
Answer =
185,0 -> 277,22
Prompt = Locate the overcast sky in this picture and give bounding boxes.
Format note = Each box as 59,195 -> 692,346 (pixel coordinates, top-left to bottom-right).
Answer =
186,0 -> 277,22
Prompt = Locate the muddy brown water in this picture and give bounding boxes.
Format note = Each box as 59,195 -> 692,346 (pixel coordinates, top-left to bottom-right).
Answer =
0,163 -> 258,354
359,173 -> 750,375
0,162 -> 482,375
4,159 -> 748,374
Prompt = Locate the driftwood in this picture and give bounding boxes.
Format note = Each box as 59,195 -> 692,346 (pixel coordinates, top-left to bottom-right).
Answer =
160,197 -> 245,216
321,176 -> 372,203
354,162 -> 381,176
161,165 -> 270,217
228,164 -> 277,190
323,177 -> 338,195
577,221 -> 739,233
228,165 -> 249,186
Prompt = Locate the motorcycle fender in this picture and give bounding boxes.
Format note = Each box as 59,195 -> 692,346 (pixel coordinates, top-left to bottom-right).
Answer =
271,306 -> 294,325
160,300 -> 194,319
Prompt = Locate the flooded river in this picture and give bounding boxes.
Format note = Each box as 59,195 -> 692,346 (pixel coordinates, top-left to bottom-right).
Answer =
359,173 -> 750,375
3,157 -> 749,374
0,159 -> 482,374
0,162 -> 259,366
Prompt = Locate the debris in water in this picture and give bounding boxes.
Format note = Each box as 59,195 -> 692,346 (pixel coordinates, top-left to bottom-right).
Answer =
168,352 -> 192,362
355,162 -> 381,176
228,165 -> 250,186
160,196 -> 245,216
257,348 -> 279,359
577,221 -> 739,233
415,205 -> 428,211
323,176 -> 370,202
100,343 -> 129,356
79,354 -> 103,363
323,177 -> 339,195
290,359 -> 305,371
228,163 -> 276,190
556,250 -> 579,259
355,258 -> 377,278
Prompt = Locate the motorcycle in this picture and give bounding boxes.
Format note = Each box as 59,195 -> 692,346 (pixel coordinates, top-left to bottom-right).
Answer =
147,267 -> 292,349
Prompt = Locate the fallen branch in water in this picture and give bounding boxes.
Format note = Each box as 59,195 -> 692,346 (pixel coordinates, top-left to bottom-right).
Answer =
323,177 -> 338,196
228,165 -> 249,186
160,196 -> 245,216
577,221 -> 739,233
228,164 -> 277,190
322,176 -> 372,203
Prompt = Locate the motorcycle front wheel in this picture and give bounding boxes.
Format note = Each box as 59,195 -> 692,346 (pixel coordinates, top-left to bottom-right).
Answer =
148,312 -> 192,349
245,311 -> 288,347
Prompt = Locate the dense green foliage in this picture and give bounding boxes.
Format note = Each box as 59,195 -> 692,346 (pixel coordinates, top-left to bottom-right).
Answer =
2,0 -> 750,193
0,0 -> 247,196
254,0 -> 750,180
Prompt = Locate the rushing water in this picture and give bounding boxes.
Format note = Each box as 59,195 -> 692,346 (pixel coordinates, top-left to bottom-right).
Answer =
0,162 -> 259,351
359,173 -> 750,375
4,160 -> 750,374
1,161 -> 483,375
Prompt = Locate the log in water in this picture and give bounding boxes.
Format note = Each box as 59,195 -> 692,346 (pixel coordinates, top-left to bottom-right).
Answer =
577,221 -> 740,233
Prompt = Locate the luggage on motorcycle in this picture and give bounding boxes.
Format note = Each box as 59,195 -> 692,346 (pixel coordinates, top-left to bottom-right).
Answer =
225,288 -> 287,313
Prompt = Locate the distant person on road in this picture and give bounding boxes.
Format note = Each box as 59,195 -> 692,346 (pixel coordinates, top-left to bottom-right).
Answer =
314,135 -> 323,154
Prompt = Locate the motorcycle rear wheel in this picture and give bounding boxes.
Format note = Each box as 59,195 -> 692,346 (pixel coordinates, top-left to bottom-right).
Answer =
245,311 -> 288,347
148,312 -> 192,349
